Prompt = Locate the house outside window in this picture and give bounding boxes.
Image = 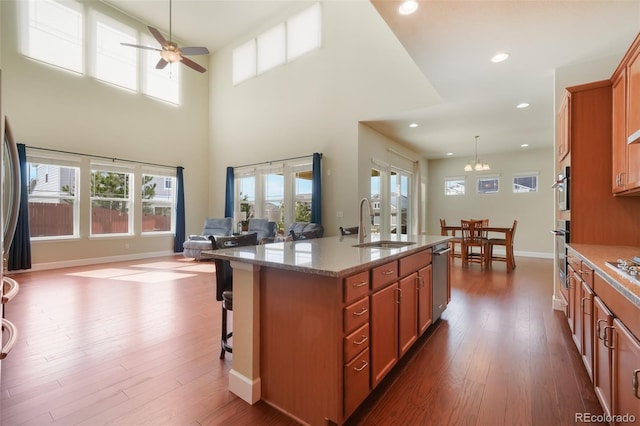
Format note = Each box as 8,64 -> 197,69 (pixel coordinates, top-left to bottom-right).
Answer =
90,164 -> 133,235
513,173 -> 539,193
477,176 -> 499,194
444,176 -> 465,196
26,155 -> 80,239
142,173 -> 175,233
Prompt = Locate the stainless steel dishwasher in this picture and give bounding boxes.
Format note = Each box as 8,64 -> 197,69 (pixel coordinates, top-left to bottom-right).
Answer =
432,243 -> 451,322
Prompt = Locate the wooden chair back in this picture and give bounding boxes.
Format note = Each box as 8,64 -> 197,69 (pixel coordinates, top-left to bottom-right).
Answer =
460,219 -> 485,244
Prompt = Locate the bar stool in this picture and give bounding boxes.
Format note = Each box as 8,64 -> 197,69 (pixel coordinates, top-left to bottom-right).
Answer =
213,233 -> 258,359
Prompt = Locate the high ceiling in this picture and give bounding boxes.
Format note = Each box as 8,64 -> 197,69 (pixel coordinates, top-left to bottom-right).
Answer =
102,0 -> 640,159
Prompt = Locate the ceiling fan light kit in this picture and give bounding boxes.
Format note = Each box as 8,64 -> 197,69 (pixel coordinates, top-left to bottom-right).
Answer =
120,0 -> 210,73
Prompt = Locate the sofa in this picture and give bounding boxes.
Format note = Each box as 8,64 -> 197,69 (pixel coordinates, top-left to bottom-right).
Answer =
183,217 -> 233,260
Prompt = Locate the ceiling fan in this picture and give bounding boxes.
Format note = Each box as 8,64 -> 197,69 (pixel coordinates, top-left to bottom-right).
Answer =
120,0 -> 209,73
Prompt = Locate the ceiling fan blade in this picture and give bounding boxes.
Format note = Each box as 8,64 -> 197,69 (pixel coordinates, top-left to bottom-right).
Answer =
121,42 -> 161,52
180,46 -> 210,56
156,58 -> 169,70
148,26 -> 167,47
180,56 -> 207,73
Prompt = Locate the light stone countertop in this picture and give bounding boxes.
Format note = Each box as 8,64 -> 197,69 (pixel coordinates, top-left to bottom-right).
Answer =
568,243 -> 640,308
204,234 -> 451,278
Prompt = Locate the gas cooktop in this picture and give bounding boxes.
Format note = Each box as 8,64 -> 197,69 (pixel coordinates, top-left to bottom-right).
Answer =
605,257 -> 640,285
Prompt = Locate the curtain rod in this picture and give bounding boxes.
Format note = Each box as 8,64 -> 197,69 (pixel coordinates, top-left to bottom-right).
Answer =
234,152 -> 322,169
25,145 -> 178,169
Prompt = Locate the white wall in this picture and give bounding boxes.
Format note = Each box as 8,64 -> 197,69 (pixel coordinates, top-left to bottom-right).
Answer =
207,1 -> 438,236
0,0 -> 210,267
427,147 -> 555,257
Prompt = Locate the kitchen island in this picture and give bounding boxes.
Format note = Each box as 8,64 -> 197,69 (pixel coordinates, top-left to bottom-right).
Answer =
205,234 -> 451,425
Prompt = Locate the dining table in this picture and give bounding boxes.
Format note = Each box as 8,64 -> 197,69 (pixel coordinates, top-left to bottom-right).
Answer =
441,223 -> 515,272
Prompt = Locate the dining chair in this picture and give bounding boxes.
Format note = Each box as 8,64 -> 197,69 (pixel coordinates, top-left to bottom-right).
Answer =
212,232 -> 258,359
460,219 -> 489,269
488,220 -> 518,272
439,219 -> 461,258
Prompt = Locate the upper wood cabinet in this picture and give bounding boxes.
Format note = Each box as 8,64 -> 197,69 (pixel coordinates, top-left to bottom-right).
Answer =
612,32 -> 640,195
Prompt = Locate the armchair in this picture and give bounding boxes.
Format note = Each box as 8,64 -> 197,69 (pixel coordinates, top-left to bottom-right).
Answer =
247,218 -> 277,244
183,217 -> 233,260
288,222 -> 324,239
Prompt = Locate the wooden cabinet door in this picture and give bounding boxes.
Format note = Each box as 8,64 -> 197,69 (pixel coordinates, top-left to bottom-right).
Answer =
612,318 -> 640,423
398,273 -> 418,358
613,69 -> 628,193
567,267 -> 577,335
594,296 -> 613,417
627,45 -> 640,144
417,264 -> 433,336
370,283 -> 398,388
581,281 -> 594,380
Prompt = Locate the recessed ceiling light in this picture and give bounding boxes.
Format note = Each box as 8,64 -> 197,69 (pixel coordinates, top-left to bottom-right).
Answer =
491,52 -> 510,63
446,152 -> 454,156
521,143 -> 529,147
398,0 -> 419,15
409,123 -> 418,128
516,102 -> 530,109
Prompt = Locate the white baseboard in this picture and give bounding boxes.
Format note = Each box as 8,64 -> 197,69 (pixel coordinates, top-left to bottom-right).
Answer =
229,369 -> 261,404
552,295 -> 567,312
489,247 -> 553,259
16,250 -> 177,273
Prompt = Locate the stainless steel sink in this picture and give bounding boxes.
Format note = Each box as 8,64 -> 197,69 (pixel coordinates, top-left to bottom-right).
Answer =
352,240 -> 416,249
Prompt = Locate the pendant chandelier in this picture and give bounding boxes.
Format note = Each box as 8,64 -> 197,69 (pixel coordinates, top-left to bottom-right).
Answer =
464,135 -> 490,172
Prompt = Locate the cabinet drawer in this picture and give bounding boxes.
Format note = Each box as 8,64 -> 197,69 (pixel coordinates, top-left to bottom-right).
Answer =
344,271 -> 369,304
567,255 -> 581,272
344,323 -> 369,363
399,249 -> 432,277
344,297 -> 369,332
580,263 -> 594,288
344,348 -> 370,418
371,261 -> 398,291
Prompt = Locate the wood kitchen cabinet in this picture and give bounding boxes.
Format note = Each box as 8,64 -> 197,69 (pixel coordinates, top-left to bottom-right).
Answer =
398,273 -> 418,357
612,59 -> 640,194
594,296 -> 613,417
581,279 -> 594,380
612,318 -> 640,423
626,37 -> 640,144
417,264 -> 433,335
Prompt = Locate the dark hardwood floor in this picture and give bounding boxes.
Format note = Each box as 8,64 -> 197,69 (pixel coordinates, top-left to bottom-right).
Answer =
1,255 -> 604,425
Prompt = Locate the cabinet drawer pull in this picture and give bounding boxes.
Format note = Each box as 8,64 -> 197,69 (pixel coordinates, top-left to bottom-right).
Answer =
633,369 -> 640,400
382,269 -> 395,276
596,319 -> 607,340
353,307 -> 368,317
353,335 -> 368,345
352,280 -> 367,288
353,360 -> 368,372
604,326 -> 615,349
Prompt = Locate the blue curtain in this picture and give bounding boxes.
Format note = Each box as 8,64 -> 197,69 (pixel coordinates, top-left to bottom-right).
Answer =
173,166 -> 185,252
8,143 -> 31,271
224,166 -> 234,218
311,152 -> 322,224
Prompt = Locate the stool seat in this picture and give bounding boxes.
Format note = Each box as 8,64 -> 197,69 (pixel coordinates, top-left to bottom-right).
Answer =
222,290 -> 233,310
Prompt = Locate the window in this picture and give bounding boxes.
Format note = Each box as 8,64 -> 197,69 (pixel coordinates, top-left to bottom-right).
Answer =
477,176 -> 499,194
371,162 -> 412,235
513,173 -> 538,193
26,155 -> 80,239
92,12 -> 137,90
257,24 -> 285,74
232,3 -> 321,85
20,0 -> 84,73
232,39 -> 257,85
90,164 -> 133,235
286,3 -> 322,61
235,158 -> 314,232
444,177 -> 465,196
143,35 -> 180,104
142,173 -> 175,233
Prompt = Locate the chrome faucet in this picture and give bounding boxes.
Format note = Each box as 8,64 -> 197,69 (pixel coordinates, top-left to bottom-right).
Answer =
358,197 -> 374,244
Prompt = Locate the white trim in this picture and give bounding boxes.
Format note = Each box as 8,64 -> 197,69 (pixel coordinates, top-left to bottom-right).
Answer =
229,369 -> 261,404
552,295 -> 567,312
14,250 -> 175,273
